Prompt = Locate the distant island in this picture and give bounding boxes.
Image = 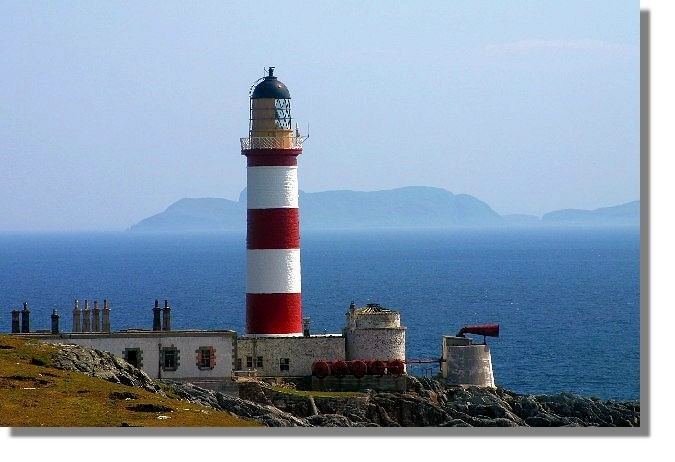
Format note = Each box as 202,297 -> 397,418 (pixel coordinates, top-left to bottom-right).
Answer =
128,186 -> 639,232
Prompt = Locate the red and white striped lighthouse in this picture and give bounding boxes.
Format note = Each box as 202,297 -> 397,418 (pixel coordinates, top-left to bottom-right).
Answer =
241,67 -> 306,336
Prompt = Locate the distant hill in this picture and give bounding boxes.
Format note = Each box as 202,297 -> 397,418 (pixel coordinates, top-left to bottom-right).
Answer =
541,201 -> 640,226
128,187 -> 639,232
299,186 -> 502,229
131,197 -> 244,232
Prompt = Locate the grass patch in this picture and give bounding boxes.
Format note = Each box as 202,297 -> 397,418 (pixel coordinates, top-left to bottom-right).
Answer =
0,335 -> 260,427
265,385 -> 366,399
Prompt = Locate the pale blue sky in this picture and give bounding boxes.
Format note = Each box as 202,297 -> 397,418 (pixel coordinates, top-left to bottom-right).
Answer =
0,1 -> 639,231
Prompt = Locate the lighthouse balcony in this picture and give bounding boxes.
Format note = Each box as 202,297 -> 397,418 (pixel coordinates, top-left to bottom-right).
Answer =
240,136 -> 307,150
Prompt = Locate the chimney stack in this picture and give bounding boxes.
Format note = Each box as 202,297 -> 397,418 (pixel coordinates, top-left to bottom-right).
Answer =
20,302 -> 30,333
51,309 -> 60,334
11,310 -> 20,334
92,300 -> 100,332
102,299 -> 111,333
162,300 -> 171,331
82,300 -> 91,332
152,299 -> 161,331
72,300 -> 81,333
302,317 -> 311,337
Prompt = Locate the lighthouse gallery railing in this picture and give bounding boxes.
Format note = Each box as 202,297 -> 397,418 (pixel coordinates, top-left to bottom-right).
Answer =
240,136 -> 307,150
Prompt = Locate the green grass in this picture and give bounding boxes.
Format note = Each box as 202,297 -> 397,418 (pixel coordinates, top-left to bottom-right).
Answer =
0,335 -> 261,427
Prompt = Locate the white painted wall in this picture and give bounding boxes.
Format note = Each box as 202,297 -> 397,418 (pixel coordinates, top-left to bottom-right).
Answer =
42,332 -> 235,380
246,249 -> 301,293
247,166 -> 298,209
441,337 -> 495,387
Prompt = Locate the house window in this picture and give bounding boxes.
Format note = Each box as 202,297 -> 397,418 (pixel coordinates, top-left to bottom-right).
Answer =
236,358 -> 242,370
246,356 -> 253,368
196,346 -> 216,371
279,358 -> 290,372
123,348 -> 143,369
256,356 -> 263,368
160,346 -> 180,371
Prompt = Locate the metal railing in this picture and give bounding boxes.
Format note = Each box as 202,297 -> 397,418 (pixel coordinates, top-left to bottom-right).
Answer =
240,136 -> 307,150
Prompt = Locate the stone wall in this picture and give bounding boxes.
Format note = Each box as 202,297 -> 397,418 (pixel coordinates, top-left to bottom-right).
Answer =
441,338 -> 495,387
236,335 -> 345,377
350,311 -> 401,329
345,327 -> 406,362
311,375 -> 407,392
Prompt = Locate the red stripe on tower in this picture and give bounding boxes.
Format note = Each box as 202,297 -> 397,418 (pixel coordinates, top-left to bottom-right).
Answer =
240,67 -> 306,336
246,293 -> 302,334
247,209 -> 300,249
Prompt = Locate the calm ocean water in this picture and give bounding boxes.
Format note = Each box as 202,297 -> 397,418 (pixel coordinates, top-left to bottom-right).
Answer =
0,228 -> 640,400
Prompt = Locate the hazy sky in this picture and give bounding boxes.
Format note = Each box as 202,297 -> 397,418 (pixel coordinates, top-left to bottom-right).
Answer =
1,1 -> 639,231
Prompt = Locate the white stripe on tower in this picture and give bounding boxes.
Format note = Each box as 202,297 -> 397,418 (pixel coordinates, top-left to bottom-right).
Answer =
246,249 -> 301,293
247,166 -> 298,209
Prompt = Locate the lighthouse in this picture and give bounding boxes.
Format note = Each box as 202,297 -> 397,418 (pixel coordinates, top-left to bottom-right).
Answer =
241,68 -> 306,336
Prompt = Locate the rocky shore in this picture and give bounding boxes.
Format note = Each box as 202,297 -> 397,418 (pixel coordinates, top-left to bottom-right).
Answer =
51,343 -> 640,428
167,379 -> 640,428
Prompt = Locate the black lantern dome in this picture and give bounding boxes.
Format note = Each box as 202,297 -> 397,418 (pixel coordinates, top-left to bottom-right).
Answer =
251,67 -> 291,99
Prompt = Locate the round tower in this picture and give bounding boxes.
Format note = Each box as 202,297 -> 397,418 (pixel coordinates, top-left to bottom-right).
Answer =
344,303 -> 406,363
241,67 -> 307,336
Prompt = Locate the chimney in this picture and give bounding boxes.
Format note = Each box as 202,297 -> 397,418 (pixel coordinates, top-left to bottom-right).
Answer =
51,309 -> 60,334
11,310 -> 20,334
102,299 -> 111,333
302,317 -> 311,337
347,300 -> 357,325
162,300 -> 171,331
72,300 -> 81,333
92,300 -> 100,332
21,302 -> 30,333
82,300 -> 91,332
152,299 -> 161,331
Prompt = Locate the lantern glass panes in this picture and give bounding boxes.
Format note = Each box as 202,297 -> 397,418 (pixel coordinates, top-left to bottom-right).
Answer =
274,99 -> 292,129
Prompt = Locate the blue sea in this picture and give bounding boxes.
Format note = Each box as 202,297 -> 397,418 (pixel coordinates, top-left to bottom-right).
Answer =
0,228 -> 640,400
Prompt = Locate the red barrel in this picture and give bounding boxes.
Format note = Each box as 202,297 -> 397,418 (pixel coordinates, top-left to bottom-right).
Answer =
368,360 -> 386,376
348,360 -> 368,378
331,360 -> 349,377
312,361 -> 330,378
387,359 -> 405,376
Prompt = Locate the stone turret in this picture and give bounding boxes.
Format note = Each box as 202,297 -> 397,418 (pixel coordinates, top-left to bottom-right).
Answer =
102,299 -> 110,333
72,300 -> 81,333
82,300 -> 91,332
152,299 -> 161,331
51,309 -> 60,334
344,302 -> 406,364
11,309 -> 20,334
92,300 -> 100,332
20,302 -> 30,333
162,300 -> 171,331
441,335 -> 495,388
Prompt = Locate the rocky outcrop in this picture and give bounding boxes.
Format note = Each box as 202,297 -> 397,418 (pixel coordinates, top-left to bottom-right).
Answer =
166,381 -> 309,427
213,377 -> 639,428
46,343 -> 640,428
50,343 -> 163,394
